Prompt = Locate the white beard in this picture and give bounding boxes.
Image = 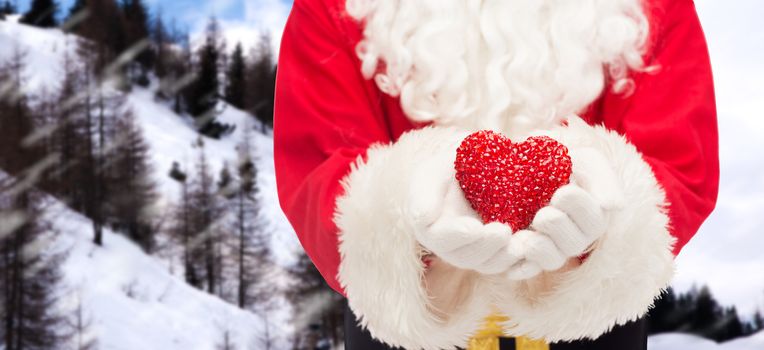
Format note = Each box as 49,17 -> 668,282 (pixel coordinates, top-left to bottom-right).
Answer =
346,0 -> 650,135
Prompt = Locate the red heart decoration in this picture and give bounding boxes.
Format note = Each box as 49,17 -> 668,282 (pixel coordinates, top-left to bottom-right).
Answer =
454,130 -> 572,231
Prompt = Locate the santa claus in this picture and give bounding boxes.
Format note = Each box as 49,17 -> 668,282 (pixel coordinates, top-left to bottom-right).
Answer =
273,0 -> 719,349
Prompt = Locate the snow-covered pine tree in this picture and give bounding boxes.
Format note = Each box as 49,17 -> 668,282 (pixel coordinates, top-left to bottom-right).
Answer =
157,21 -> 193,113
21,0 -> 58,28
66,0 -> 85,19
0,178 -> 69,350
188,137 -> 224,294
0,1 -> 16,19
250,311 -> 276,350
214,165 -> 230,298
215,328 -> 236,350
120,0 -> 152,85
168,162 -> 202,288
149,12 -> 196,111
0,48 -> 41,176
33,89 -> 59,168
286,252 -> 344,349
225,43 -> 247,110
720,306 -> 744,340
39,9 -> 133,247
0,62 -> 69,347
46,47 -> 90,214
65,292 -> 98,350
692,285 -> 722,337
185,17 -> 234,139
187,18 -> 222,121
67,0 -> 127,72
109,108 -> 157,252
754,309 -> 764,333
230,128 -> 270,310
151,7 -> 169,79
120,0 -> 150,51
47,36 -> 126,247
0,47 -> 75,207
649,285 -> 754,342
77,44 -> 124,246
245,33 -> 276,132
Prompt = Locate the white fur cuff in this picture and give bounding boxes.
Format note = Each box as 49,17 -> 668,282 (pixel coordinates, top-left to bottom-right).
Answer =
496,117 -> 677,342
335,126 -> 495,350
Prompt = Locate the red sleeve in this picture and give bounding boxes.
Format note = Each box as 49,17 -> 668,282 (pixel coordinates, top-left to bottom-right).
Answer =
273,0 -> 390,295
587,0 -> 719,256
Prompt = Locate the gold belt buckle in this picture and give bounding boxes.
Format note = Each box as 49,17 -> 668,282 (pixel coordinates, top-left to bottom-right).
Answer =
467,313 -> 549,350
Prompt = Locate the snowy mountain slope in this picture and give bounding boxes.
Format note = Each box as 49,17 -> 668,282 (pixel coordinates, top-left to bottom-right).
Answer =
47,196 -> 270,350
649,331 -> 764,350
0,15 -> 79,94
0,13 -> 300,266
1,16 -> 301,349
126,88 -> 300,266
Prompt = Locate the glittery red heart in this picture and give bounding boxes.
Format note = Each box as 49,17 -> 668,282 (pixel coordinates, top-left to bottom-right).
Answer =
454,130 -> 572,231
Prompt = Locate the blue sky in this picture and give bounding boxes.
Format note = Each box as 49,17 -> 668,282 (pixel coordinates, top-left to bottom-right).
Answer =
16,0 -> 294,52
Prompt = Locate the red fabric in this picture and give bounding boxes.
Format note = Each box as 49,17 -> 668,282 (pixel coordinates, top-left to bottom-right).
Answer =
581,0 -> 720,256
274,0 -> 719,296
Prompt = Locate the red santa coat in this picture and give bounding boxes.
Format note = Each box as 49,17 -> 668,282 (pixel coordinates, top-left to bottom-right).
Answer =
274,0 -> 718,347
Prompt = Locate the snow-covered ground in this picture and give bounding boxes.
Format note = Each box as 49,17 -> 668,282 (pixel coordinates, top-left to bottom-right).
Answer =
0,15 -> 78,93
649,331 -> 764,350
47,197 -> 272,350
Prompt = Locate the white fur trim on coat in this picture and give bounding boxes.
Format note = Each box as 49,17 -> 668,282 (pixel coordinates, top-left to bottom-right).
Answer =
495,117 -> 677,342
335,126 -> 496,350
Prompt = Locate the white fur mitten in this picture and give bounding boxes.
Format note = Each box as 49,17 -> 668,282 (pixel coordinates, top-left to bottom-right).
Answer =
505,147 -> 624,280
493,117 -> 677,342
409,153 -> 519,275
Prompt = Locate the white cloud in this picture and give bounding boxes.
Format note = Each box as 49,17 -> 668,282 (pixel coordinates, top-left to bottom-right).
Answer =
187,0 -> 290,58
240,0 -> 291,55
244,0 -> 291,34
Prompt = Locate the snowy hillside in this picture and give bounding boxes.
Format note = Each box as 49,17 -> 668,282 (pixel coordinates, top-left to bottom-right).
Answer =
649,331 -> 764,350
0,15 -> 77,93
1,15 -> 301,349
126,87 -> 299,266
0,14 -> 299,266
47,195 -> 272,350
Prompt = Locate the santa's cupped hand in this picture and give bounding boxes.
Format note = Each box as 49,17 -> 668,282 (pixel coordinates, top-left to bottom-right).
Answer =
505,146 -> 626,280
408,131 -> 626,280
408,152 -> 520,275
